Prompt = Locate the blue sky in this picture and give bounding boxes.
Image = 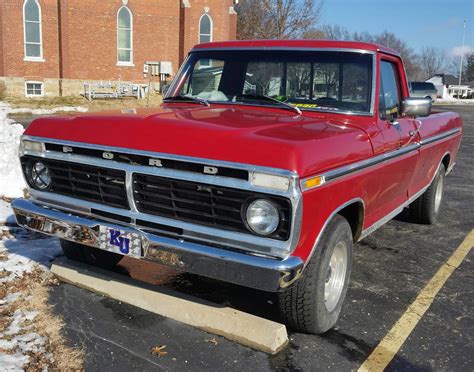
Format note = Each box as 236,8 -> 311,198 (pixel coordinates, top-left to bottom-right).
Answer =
320,0 -> 473,56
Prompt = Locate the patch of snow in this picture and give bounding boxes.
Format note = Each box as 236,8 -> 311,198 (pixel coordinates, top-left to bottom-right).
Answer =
0,102 -> 26,198
434,99 -> 474,105
9,106 -> 88,115
0,101 -> 65,369
0,332 -> 46,354
0,229 -> 61,368
1,310 -> 38,337
0,291 -> 22,305
0,352 -> 30,371
0,199 -> 16,225
0,313 -> 47,362
0,236 -> 62,283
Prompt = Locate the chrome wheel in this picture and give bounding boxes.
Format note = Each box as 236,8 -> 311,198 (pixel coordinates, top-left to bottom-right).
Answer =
434,175 -> 444,213
324,241 -> 348,312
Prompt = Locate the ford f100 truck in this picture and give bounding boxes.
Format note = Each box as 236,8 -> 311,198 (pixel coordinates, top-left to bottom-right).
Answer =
12,40 -> 463,334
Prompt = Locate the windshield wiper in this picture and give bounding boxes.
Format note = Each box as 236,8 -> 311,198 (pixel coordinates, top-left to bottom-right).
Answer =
233,94 -> 302,115
163,95 -> 210,107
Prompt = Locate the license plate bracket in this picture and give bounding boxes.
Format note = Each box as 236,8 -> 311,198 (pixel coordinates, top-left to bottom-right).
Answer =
98,226 -> 142,258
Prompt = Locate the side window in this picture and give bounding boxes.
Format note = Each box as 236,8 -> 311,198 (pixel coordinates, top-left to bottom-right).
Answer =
379,61 -> 401,118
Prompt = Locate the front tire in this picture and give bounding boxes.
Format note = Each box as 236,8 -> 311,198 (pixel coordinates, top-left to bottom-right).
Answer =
410,163 -> 445,224
278,215 -> 353,334
60,239 -> 123,270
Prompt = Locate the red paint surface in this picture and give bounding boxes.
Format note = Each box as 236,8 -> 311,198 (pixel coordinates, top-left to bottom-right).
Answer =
24,42 -> 464,262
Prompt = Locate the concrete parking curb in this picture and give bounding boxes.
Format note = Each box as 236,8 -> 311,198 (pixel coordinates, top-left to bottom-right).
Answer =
51,257 -> 289,354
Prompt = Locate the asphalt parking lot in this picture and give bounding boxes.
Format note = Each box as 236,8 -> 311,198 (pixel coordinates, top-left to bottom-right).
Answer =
44,105 -> 473,371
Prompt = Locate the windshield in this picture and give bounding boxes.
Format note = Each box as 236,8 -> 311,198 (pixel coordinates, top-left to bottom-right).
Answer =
169,50 -> 374,114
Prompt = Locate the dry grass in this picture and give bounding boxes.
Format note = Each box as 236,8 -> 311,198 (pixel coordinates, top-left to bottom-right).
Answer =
0,268 -> 84,370
0,82 -> 6,100
4,94 -> 163,113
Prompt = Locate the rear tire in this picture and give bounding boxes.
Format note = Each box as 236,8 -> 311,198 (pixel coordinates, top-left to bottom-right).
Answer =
278,215 -> 353,334
410,163 -> 445,224
60,239 -> 123,270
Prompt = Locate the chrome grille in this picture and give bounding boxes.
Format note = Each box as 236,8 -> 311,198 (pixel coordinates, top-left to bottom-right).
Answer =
133,173 -> 291,240
21,156 -> 129,209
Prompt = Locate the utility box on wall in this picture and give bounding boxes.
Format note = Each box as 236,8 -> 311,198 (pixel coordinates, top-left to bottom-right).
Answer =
158,61 -> 173,75
144,61 -> 173,76
144,61 -> 173,95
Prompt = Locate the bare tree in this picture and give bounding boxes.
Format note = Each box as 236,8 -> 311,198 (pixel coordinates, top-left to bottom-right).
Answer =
322,25 -> 351,40
306,27 -> 422,80
417,46 -> 447,80
236,0 -> 323,40
302,28 -> 326,39
353,30 -> 421,80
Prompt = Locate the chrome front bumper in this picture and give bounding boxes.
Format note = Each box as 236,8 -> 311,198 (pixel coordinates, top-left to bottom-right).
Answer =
12,198 -> 304,292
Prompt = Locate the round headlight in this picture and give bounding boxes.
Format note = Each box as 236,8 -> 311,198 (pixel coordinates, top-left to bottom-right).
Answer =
29,161 -> 51,190
246,199 -> 280,236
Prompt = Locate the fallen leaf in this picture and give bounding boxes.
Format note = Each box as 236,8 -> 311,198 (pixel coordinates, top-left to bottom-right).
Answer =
150,345 -> 168,357
206,338 -> 218,346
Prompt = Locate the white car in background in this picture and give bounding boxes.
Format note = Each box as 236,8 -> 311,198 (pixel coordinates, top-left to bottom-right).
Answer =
409,81 -> 437,102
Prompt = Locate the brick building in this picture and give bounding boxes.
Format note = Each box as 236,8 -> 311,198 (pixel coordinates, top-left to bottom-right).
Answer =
0,0 -> 237,97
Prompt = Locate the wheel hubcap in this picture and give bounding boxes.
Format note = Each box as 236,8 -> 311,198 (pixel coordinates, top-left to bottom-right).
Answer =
324,241 -> 348,312
434,176 -> 444,213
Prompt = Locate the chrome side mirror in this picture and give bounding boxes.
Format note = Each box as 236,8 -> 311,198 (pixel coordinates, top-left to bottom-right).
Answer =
402,97 -> 432,117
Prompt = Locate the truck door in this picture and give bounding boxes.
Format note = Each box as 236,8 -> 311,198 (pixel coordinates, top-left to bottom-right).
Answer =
374,58 -> 419,216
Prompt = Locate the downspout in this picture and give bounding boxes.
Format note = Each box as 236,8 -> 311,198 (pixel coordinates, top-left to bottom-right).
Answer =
179,1 -> 188,65
57,0 -> 63,96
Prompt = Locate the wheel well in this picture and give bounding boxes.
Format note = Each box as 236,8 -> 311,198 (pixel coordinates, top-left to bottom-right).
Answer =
337,201 -> 364,241
441,153 -> 451,172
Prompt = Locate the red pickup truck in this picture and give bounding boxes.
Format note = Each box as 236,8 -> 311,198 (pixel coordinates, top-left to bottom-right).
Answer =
13,40 -> 463,334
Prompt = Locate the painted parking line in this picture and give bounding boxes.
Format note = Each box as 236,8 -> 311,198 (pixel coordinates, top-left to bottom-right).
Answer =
358,229 -> 474,372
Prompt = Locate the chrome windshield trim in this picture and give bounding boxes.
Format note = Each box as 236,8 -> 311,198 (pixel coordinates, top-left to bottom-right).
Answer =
166,54 -> 192,99
370,53 -> 377,115
173,49 -> 376,116
172,100 -> 374,117
191,47 -> 377,55
296,107 -> 373,117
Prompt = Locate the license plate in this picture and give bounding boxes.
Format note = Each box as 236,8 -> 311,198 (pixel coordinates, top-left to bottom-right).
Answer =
98,226 -> 142,258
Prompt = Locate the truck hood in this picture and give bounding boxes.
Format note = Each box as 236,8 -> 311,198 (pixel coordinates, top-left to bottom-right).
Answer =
25,104 -> 373,177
